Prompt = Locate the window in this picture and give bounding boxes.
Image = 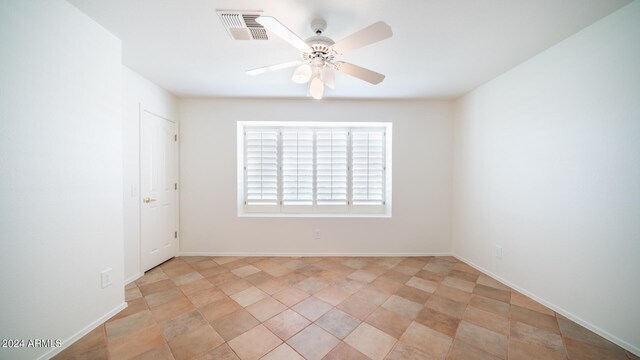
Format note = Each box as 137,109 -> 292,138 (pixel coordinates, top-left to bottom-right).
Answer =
238,121 -> 392,217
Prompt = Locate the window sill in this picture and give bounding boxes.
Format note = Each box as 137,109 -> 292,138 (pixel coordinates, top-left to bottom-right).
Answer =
237,212 -> 392,218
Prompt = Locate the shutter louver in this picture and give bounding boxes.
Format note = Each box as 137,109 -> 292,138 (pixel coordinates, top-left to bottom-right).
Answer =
316,130 -> 348,205
352,130 -> 385,205
282,131 -> 314,205
245,130 -> 278,205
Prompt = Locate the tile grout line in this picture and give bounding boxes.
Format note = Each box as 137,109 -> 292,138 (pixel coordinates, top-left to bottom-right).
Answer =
507,288 -> 511,360
357,295 -> 396,360
443,279 -> 465,360
555,312 -> 570,360
439,267 -> 513,359
102,321 -> 109,360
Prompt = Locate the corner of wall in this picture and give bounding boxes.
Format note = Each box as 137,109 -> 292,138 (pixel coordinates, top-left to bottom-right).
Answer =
449,1 -> 640,353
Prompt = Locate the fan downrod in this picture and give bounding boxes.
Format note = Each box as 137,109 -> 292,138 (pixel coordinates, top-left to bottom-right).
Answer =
310,18 -> 327,35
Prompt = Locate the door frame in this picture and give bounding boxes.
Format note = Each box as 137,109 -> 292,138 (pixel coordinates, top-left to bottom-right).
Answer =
138,102 -> 179,273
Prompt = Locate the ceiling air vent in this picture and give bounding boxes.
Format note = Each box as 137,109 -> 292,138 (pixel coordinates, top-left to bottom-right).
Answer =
217,10 -> 268,41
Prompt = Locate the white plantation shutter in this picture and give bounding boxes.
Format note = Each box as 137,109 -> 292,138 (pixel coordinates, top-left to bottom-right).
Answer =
351,129 -> 385,205
245,130 -> 278,205
282,130 -> 314,205
240,122 -> 391,215
316,130 -> 348,205
352,130 -> 385,205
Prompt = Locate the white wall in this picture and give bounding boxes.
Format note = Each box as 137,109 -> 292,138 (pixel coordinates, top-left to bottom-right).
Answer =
180,99 -> 452,255
0,1 -> 125,359
122,67 -> 178,283
452,1 -> 640,354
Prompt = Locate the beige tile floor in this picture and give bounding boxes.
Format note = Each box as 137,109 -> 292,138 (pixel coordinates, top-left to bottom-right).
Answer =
54,256 -> 638,360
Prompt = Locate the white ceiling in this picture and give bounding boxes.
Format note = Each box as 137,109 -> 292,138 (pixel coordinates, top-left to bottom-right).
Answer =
69,0 -> 630,99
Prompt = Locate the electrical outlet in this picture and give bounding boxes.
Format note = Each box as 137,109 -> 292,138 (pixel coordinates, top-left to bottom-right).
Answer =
101,268 -> 113,288
494,245 -> 503,259
314,229 -> 321,240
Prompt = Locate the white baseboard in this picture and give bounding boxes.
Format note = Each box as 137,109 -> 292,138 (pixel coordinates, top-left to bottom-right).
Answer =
125,272 -> 143,285
39,302 -> 128,360
453,254 -> 640,357
179,251 -> 453,257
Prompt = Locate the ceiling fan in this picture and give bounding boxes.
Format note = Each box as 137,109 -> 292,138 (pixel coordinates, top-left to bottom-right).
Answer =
246,16 -> 393,99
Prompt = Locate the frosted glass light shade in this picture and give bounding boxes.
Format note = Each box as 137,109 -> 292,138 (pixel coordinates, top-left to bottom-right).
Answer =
309,77 -> 324,100
321,67 -> 335,89
292,64 -> 312,84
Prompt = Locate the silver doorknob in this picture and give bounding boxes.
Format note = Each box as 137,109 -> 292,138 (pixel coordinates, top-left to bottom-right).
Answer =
143,197 -> 156,203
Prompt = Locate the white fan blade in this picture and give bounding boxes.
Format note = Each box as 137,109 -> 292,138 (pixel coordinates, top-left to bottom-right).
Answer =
334,61 -> 385,85
321,67 -> 335,89
256,16 -> 312,53
331,21 -> 392,55
246,60 -> 303,76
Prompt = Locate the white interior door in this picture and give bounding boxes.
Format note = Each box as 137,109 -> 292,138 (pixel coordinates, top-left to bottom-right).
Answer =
140,110 -> 178,272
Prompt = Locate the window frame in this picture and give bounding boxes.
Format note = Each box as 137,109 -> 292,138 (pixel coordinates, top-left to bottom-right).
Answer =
237,121 -> 392,218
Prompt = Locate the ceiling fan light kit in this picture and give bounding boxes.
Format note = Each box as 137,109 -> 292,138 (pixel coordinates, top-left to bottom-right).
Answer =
309,77 -> 324,99
321,66 -> 335,89
247,16 -> 393,100
292,64 -> 312,84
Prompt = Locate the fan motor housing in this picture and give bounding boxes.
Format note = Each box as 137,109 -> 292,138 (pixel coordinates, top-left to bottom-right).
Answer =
302,36 -> 335,62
